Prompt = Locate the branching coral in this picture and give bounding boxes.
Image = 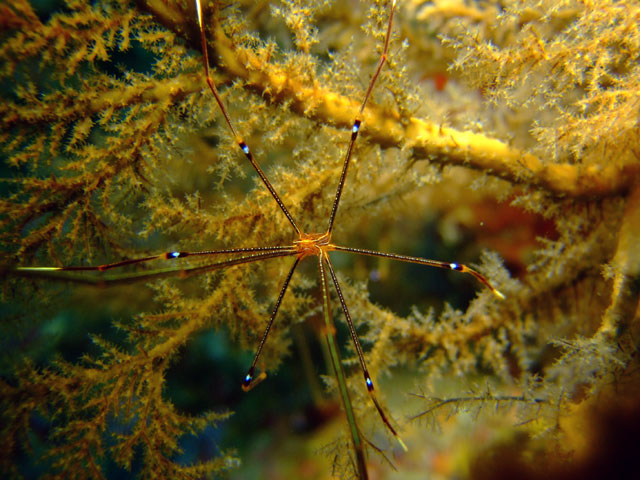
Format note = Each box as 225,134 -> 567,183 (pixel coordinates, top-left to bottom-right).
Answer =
1,0 -> 639,478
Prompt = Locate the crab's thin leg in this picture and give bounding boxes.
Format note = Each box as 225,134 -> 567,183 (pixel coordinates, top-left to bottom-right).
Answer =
195,0 -> 300,235
242,257 -> 301,391
17,246 -> 295,273
327,0 -> 397,234
331,245 -> 505,299
318,254 -> 369,478
14,249 -> 297,286
324,252 -> 407,451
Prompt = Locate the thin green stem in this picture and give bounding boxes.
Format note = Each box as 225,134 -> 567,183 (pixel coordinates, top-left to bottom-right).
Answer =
318,255 -> 368,480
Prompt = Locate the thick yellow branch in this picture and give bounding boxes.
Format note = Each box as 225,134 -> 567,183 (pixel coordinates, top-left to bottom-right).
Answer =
211,21 -> 637,199
597,181 -> 640,339
137,0 -> 637,199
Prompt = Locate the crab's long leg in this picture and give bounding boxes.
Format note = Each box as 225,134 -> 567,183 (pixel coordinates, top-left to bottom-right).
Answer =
327,0 -> 396,234
17,246 -> 295,273
318,254 -> 369,478
14,249 -> 297,286
331,245 -> 505,299
195,0 -> 300,235
324,252 -> 407,451
242,257 -> 301,391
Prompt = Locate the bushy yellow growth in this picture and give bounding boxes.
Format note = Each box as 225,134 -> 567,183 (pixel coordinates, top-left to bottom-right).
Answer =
447,0 -> 640,169
1,0 -> 639,478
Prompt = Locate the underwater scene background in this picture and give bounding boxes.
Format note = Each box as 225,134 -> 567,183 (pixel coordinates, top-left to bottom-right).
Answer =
1,0 -> 640,478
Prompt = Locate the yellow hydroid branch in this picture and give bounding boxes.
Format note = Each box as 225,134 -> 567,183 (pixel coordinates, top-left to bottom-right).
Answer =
209,19 -> 637,199
137,0 -> 638,198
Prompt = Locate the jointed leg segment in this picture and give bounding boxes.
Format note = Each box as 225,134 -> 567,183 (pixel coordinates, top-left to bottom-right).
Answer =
327,0 -> 397,234
242,257 -> 301,391
195,0 -> 300,235
333,245 -> 505,299
323,252 -> 407,450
